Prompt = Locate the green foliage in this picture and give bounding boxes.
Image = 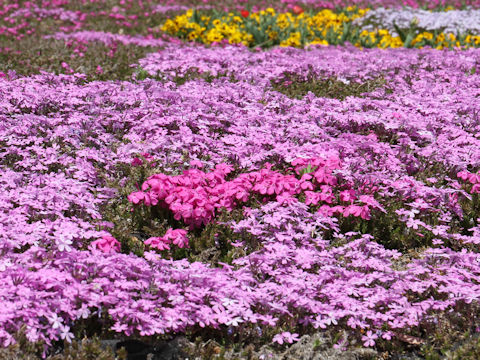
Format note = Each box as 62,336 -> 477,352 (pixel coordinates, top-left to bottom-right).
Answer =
419,305 -> 480,360
298,164 -> 317,177
134,67 -> 150,81
339,208 -> 435,251
0,330 -> 124,360
0,328 -> 43,360
97,159 -> 166,256
134,66 -> 237,85
0,37 -> 159,81
49,337 -> 126,360
271,71 -> 387,101
393,21 -> 418,48
312,338 -> 323,351
456,193 -> 480,236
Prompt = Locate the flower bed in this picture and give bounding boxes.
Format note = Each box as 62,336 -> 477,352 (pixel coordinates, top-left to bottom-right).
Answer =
3,0 -> 480,359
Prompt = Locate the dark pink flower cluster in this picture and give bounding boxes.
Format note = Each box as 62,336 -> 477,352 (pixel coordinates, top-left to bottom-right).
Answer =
145,228 -> 189,249
90,234 -> 121,253
129,156 -> 392,251
128,162 -> 314,229
131,152 -> 155,167
457,170 -> 480,193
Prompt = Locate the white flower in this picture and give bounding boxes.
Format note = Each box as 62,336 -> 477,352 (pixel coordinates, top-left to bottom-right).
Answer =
60,325 -> 74,343
0,259 -> 12,272
226,317 -> 244,327
57,235 -> 73,252
77,305 -> 90,319
221,298 -> 238,307
48,314 -> 63,329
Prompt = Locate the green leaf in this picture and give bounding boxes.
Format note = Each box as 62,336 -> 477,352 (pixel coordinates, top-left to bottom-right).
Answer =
393,21 -> 407,43
340,22 -> 351,43
404,32 -> 415,48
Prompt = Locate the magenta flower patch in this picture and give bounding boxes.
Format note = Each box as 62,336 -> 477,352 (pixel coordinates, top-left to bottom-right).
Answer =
91,234 -> 121,254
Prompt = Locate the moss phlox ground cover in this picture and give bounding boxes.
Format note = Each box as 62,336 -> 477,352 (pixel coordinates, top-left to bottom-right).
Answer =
3,0 -> 480,358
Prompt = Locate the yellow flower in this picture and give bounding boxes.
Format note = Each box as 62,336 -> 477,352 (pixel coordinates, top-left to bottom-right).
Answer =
205,28 -> 223,43
307,39 -> 329,46
228,32 -> 243,44
241,33 -> 254,46
360,29 -> 370,37
265,7 -> 275,15
187,32 -> 198,41
268,31 -> 278,40
161,19 -> 178,34
280,32 -> 301,47
378,29 -> 389,37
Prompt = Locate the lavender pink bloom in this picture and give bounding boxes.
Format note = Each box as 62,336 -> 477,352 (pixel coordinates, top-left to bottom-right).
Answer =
3,2 -> 480,349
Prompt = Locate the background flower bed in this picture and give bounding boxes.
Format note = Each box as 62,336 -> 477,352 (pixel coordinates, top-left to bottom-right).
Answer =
3,0 -> 480,359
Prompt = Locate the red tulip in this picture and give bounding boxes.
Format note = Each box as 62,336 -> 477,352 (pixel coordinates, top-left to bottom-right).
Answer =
241,10 -> 249,18
292,5 -> 304,15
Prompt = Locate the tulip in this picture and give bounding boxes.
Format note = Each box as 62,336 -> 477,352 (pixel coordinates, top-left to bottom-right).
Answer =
292,5 -> 304,15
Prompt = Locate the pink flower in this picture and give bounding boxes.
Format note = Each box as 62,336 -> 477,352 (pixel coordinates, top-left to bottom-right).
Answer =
142,153 -> 154,162
360,205 -> 371,220
215,163 -> 234,175
277,193 -> 297,205
272,331 -> 300,345
340,189 -> 356,203
145,237 -> 170,251
314,167 -> 336,185
362,330 -> 378,347
91,235 -> 121,254
128,191 -> 146,204
381,331 -> 393,340
305,191 -> 321,206
317,204 -> 336,216
189,160 -> 204,168
457,170 -> 470,181
164,228 -> 189,248
469,172 -> 480,184
343,204 -> 363,217
131,157 -> 143,166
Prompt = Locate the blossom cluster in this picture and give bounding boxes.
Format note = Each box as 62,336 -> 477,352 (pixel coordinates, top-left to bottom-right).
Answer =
161,6 -> 480,49
279,0 -> 480,9
129,156 -> 389,252
129,160 -> 334,225
354,7 -> 480,35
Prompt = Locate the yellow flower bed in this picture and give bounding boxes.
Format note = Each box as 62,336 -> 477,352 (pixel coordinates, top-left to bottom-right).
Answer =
160,7 -> 480,49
